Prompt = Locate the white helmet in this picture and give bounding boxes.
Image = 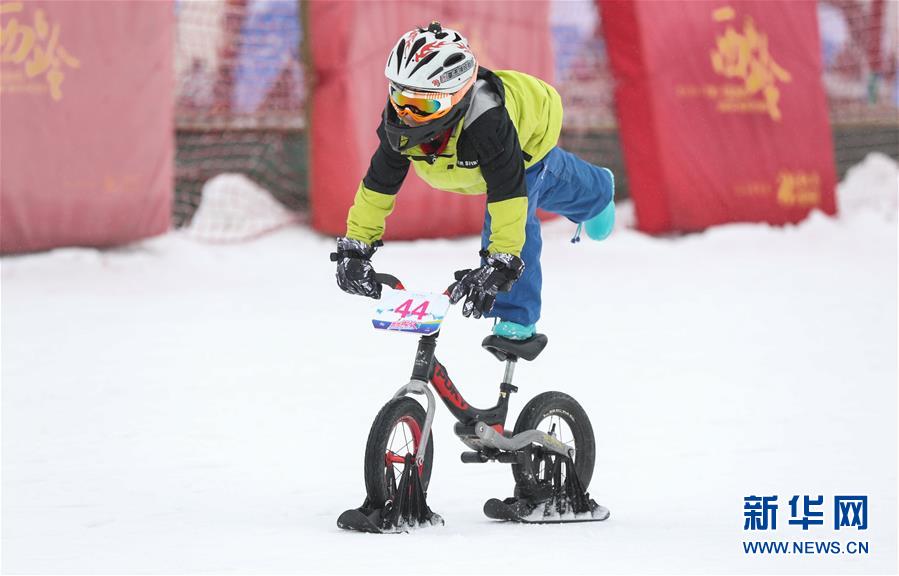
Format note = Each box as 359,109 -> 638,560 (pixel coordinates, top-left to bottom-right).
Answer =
382,22 -> 479,151
385,22 -> 477,93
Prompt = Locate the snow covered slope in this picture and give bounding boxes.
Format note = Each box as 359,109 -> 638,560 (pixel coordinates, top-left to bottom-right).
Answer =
2,157 -> 896,573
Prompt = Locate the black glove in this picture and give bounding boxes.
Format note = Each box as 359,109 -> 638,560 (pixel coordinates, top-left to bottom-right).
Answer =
330,237 -> 382,299
448,251 -> 525,318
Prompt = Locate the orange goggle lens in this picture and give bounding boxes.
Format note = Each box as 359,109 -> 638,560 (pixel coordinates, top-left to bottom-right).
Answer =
389,85 -> 451,120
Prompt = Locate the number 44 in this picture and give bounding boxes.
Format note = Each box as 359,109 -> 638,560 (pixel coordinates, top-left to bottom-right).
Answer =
394,299 -> 429,320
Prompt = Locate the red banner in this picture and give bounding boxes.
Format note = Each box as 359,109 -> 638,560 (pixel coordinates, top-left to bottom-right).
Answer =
308,1 -> 554,239
601,0 -> 837,233
1,1 -> 173,253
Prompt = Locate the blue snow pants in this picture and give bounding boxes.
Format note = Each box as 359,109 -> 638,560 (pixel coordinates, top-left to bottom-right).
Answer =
481,146 -> 615,326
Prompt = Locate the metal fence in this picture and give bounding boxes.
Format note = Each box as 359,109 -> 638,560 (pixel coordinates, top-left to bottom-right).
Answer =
173,0 -> 898,224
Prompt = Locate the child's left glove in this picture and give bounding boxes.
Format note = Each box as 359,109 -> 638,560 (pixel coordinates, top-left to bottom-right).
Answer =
449,252 -> 525,318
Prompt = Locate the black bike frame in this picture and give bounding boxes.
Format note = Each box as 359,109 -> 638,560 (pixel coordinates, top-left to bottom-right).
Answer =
409,333 -> 516,428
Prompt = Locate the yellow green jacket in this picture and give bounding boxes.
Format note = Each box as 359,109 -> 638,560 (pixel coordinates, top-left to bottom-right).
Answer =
346,68 -> 563,256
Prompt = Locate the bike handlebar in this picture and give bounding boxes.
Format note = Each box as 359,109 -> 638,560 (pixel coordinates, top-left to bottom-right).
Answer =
373,273 -> 404,291
374,273 -> 454,297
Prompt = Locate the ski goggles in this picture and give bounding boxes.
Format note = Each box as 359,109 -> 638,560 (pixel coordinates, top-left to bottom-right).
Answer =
389,84 -> 454,122
388,69 -> 477,123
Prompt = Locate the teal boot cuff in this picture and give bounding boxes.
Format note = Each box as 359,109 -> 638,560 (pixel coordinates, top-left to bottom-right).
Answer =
493,321 -> 537,340
584,200 -> 615,241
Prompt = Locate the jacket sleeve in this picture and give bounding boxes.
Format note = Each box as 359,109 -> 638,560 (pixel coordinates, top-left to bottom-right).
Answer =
345,116 -> 411,244
465,106 -> 528,257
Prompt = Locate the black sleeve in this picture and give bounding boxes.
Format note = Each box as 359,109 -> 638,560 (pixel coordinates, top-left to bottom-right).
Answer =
362,115 -> 411,195
464,106 -> 527,203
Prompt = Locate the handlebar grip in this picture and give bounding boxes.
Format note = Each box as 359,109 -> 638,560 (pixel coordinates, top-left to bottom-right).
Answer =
374,273 -> 404,290
372,272 -> 455,298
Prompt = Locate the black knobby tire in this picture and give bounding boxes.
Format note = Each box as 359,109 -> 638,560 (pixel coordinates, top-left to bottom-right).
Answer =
512,391 -> 596,490
363,396 -> 434,509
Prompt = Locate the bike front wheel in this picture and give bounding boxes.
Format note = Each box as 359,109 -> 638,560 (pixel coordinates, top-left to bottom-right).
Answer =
363,396 -> 434,509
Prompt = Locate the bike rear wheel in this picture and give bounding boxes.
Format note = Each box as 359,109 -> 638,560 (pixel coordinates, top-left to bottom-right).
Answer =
364,396 -> 434,509
511,391 -> 595,491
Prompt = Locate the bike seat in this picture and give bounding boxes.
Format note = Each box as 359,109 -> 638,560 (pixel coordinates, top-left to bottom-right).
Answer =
481,334 -> 548,362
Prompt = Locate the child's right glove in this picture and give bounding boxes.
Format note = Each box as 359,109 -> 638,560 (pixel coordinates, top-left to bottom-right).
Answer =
330,237 -> 382,299
448,252 -> 525,318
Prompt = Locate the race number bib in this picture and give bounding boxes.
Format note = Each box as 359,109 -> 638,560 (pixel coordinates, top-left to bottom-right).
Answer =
373,291 -> 450,335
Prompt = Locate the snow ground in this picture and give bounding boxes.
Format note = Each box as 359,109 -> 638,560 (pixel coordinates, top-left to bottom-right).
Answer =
2,157 -> 897,574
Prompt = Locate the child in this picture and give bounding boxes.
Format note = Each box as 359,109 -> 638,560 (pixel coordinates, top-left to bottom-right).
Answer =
332,22 -> 615,340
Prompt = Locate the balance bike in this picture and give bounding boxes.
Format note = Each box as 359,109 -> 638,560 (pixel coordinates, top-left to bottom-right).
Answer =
337,273 -> 610,533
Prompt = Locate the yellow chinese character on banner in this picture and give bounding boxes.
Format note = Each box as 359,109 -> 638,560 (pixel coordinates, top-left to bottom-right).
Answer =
1,2 -> 80,100
710,7 -> 791,121
777,170 -> 821,207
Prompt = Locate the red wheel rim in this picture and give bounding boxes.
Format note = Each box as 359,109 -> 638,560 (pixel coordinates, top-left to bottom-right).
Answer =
384,415 -> 424,485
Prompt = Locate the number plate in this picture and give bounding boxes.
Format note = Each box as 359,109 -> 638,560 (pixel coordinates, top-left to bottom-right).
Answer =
373,291 -> 450,334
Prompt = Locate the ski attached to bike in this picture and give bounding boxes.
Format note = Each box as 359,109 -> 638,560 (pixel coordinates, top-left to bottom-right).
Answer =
484,452 -> 610,524
337,454 -> 444,534
483,497 -> 610,524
